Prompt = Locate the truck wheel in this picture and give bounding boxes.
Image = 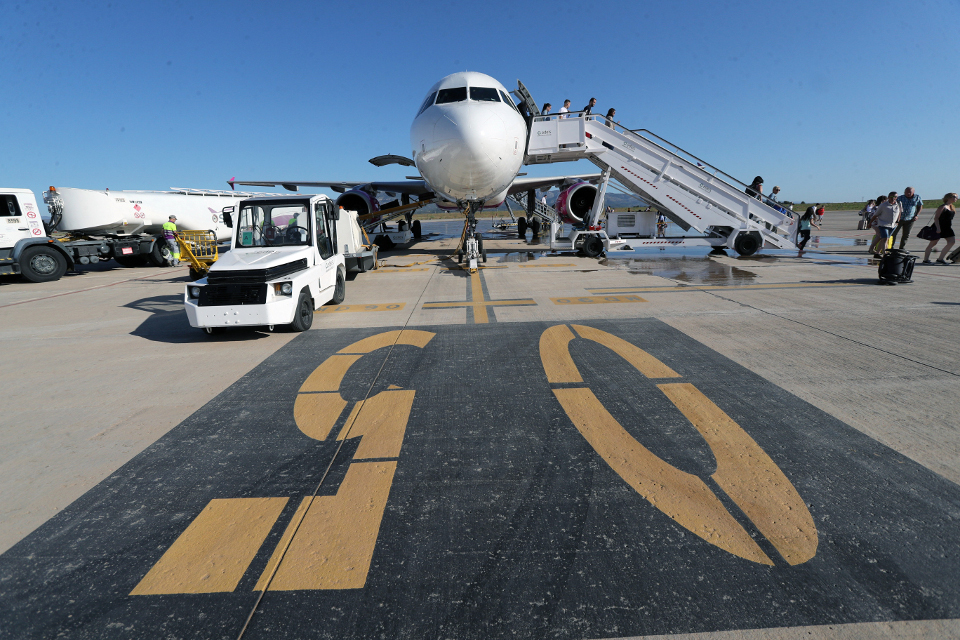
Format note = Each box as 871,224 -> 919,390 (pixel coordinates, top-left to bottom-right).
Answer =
188,267 -> 206,281
517,217 -> 527,238
20,246 -> 68,283
148,238 -> 169,267
330,269 -> 346,304
290,290 -> 314,332
115,255 -> 148,268
582,235 -> 604,258
733,232 -> 761,256
412,219 -> 422,239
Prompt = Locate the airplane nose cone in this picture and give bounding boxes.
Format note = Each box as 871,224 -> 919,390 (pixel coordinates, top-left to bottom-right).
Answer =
422,107 -> 512,200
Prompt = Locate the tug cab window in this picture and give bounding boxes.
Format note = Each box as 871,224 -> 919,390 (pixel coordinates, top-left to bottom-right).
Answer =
315,202 -> 335,260
236,201 -> 311,248
435,87 -> 467,104
416,91 -> 437,117
469,87 -> 501,102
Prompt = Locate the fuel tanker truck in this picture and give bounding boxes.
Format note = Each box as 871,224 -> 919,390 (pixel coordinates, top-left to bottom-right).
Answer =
0,186 -> 258,282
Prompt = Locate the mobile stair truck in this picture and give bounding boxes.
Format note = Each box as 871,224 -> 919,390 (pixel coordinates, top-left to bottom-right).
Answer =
184,194 -> 348,334
519,85 -> 798,256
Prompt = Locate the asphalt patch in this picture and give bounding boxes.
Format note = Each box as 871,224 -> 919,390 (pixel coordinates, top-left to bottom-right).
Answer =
1,319 -> 958,639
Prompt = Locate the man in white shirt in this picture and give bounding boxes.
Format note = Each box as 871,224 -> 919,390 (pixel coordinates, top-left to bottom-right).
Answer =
558,99 -> 571,118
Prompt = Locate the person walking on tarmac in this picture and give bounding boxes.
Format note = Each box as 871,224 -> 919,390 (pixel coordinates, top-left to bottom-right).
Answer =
162,215 -> 181,266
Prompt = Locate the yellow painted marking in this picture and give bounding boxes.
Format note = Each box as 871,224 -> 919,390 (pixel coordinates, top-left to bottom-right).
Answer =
259,462 -> 397,590
553,388 -> 773,565
372,267 -> 431,273
294,393 -> 347,440
422,300 -> 536,308
254,497 -> 313,591
658,383 -> 818,565
387,384 -> 402,390
539,324 -> 582,384
344,389 -> 414,459
337,401 -> 364,440
552,295 -> 647,305
338,329 -> 435,354
298,355 -> 362,392
316,303 -> 406,314
471,271 -> 489,324
131,498 -> 288,595
586,282 -> 864,294
572,325 -> 679,379
518,263 -> 577,268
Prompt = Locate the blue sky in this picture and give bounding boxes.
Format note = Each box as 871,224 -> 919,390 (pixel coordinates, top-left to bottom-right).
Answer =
3,0 -> 958,205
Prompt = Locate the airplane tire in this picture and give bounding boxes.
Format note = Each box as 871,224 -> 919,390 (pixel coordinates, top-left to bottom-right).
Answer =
582,235 -> 604,258
517,217 -> 527,237
330,268 -> 346,305
530,218 -> 541,236
20,246 -> 67,283
733,232 -> 761,257
412,219 -> 422,239
289,290 -> 314,332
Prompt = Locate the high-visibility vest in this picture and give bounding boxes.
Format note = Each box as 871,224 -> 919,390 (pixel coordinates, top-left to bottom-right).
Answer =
162,221 -> 177,239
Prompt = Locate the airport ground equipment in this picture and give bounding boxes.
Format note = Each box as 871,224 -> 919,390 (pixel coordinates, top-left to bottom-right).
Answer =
184,194 -> 346,334
176,230 -> 219,281
1,188 -> 167,282
336,208 -> 378,277
524,110 -> 798,256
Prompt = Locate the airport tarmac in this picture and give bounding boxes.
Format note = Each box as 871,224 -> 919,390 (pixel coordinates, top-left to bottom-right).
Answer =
1,210 -> 958,639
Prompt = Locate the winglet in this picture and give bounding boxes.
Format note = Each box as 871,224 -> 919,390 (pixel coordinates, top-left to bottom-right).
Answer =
228,177 -> 235,191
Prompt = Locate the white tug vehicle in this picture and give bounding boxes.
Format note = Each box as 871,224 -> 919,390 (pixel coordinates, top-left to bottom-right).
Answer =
185,194 -> 346,334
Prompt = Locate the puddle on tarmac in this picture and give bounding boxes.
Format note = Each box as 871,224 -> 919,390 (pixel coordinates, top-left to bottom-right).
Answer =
601,248 -> 759,285
804,236 -> 869,248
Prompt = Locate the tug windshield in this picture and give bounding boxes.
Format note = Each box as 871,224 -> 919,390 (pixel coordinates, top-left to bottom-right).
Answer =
236,200 -> 311,247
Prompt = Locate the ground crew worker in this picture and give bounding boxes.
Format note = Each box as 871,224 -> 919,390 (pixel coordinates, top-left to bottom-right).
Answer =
163,215 -> 180,266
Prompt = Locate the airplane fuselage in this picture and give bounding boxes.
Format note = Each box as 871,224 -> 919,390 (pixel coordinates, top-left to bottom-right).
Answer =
410,72 -> 527,206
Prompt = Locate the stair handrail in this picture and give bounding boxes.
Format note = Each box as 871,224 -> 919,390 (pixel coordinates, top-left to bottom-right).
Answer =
537,112 -> 794,218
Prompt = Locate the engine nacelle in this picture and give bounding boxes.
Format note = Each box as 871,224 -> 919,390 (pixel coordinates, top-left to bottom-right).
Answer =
336,189 -> 380,218
554,182 -> 598,224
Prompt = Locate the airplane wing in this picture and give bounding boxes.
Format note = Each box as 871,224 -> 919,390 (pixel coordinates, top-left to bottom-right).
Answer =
507,173 -> 602,194
227,178 -> 432,196
228,173 -> 599,197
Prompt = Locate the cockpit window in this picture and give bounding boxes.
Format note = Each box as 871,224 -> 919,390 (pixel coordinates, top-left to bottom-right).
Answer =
416,91 -> 437,116
435,87 -> 467,104
469,87 -> 501,102
500,90 -> 521,114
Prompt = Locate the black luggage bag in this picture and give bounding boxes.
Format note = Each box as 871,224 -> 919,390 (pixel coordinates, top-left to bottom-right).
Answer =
878,249 -> 916,284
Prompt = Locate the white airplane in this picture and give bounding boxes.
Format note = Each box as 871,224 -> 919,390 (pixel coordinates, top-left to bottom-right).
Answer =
230,71 -> 601,264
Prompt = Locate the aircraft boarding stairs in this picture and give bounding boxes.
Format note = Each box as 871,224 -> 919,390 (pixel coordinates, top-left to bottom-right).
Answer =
503,192 -> 558,231
524,114 -> 798,256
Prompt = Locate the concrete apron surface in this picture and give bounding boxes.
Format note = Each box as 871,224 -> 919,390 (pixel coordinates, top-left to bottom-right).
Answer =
0,210 -> 958,639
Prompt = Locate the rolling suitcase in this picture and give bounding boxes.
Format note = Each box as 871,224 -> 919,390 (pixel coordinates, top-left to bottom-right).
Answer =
878,249 -> 916,284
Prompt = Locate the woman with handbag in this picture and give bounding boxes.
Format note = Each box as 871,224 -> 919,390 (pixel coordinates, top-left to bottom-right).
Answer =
922,193 -> 958,264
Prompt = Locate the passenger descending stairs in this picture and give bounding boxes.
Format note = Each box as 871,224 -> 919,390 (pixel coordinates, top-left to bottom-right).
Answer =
524,115 -> 798,250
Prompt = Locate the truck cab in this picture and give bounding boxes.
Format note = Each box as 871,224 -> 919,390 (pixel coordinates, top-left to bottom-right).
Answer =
0,188 -> 75,281
184,194 -> 346,333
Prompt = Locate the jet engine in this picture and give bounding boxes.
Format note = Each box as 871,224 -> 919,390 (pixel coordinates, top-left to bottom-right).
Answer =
336,188 -> 380,217
554,182 -> 598,224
